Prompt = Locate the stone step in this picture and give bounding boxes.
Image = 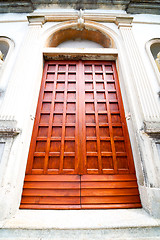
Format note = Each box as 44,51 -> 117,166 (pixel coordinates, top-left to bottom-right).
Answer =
1,209 -> 160,239
1,228 -> 160,240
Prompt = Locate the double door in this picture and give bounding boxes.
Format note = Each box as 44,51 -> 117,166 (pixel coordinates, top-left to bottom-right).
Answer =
20,61 -> 141,209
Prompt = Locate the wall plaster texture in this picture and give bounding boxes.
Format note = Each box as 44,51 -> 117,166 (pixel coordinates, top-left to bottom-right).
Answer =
0,10 -> 160,227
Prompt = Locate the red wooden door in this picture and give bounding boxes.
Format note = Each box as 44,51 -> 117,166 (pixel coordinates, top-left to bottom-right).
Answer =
20,61 -> 141,209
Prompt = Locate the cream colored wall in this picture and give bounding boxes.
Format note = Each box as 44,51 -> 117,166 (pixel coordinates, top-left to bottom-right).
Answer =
0,10 -> 160,221
57,39 -> 103,48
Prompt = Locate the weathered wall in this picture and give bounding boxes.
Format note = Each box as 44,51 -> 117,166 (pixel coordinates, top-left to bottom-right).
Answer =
0,0 -> 160,14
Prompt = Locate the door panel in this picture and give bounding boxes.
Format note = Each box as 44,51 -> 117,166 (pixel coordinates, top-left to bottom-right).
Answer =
26,62 -> 80,175
20,175 -> 81,209
20,60 -> 141,210
81,61 -> 134,174
80,174 -> 141,209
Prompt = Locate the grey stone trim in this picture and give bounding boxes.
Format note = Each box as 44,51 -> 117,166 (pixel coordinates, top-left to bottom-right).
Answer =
0,0 -> 160,15
0,0 -> 34,13
1,226 -> 160,239
0,127 -> 21,137
143,121 -> 160,136
0,120 -> 21,137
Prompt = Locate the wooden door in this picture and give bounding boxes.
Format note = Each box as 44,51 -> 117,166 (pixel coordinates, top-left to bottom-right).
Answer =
20,61 -> 141,209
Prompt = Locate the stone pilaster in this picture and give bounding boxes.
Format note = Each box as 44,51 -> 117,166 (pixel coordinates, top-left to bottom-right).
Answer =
0,17 -> 44,220
0,17 -> 43,128
116,17 -> 160,125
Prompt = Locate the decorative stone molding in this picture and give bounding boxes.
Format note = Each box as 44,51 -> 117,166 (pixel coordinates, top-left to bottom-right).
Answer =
42,13 -> 78,22
43,48 -> 118,61
0,120 -> 21,137
115,16 -> 133,28
27,12 -> 133,26
143,121 -> 160,136
27,12 -> 78,25
27,15 -> 45,26
0,126 -> 21,137
84,14 -> 116,23
77,9 -> 84,29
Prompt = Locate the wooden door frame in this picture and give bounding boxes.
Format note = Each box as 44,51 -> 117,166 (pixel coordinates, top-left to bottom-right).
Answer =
20,59 -> 141,209
41,48 -> 134,169
42,48 -> 141,179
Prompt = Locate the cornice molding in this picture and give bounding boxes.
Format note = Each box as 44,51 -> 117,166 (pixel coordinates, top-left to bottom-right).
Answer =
27,12 -> 133,26
144,121 -> 160,136
0,127 -> 21,137
0,120 -> 21,138
43,48 -> 118,61
115,16 -> 133,28
27,15 -> 45,26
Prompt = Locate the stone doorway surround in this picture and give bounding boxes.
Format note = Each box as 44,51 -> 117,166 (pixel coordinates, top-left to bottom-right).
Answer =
0,11 -> 160,233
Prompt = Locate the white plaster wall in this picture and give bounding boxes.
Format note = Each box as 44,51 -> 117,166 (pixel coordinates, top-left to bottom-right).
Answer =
132,15 -> 160,94
0,14 -> 28,104
58,39 -> 103,48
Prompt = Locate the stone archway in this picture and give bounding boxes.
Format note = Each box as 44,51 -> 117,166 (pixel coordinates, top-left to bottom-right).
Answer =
46,27 -> 112,48
43,20 -> 117,50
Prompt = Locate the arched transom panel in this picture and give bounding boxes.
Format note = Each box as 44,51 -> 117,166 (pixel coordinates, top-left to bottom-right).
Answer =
46,27 -> 113,48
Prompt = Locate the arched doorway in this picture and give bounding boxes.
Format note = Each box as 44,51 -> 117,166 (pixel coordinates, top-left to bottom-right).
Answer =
20,25 -> 141,209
